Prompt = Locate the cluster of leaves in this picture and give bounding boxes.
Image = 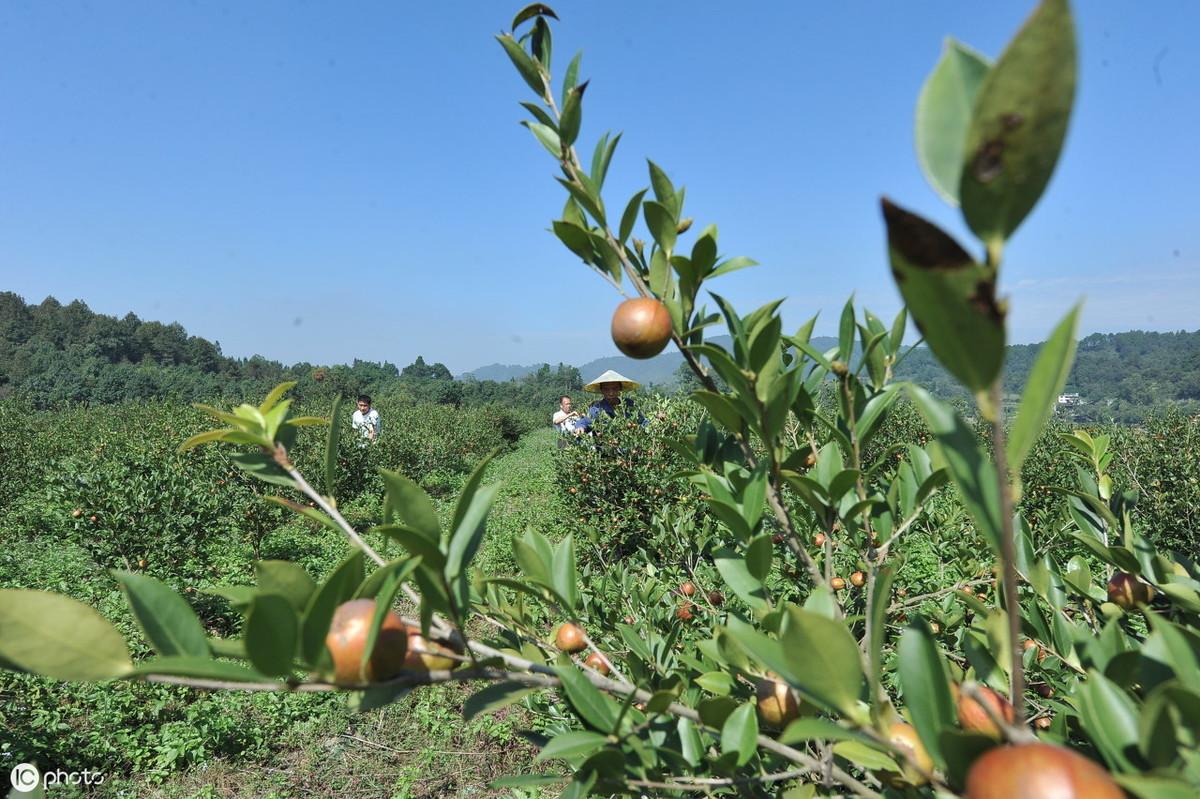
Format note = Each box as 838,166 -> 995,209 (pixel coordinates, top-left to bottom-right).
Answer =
554,394 -> 709,556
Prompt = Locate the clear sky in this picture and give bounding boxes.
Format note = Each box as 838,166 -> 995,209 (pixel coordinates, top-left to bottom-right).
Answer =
2,1 -> 1196,374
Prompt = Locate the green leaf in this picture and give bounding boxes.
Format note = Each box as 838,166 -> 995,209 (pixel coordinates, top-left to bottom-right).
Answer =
552,219 -> 596,264
202,584 -> 257,612
562,49 -> 582,108
1008,305 -> 1080,475
832,740 -> 899,772
523,120 -> 562,157
745,534 -> 773,581
1115,775 -> 1200,799
909,386 -> 1003,554
643,200 -> 677,254
867,565 -> 895,703
720,702 -> 759,766
551,534 -> 579,612
960,0 -> 1077,246
713,548 -> 769,611
677,717 -> 703,766
618,188 -> 648,244
837,296 -> 855,363
695,671 -> 733,695
381,469 -> 441,541
1076,668 -> 1140,771
536,730 -> 609,763
916,39 -> 991,205
780,606 -> 865,718
898,622 -> 955,770
243,594 -> 299,677
229,450 -> 296,487
647,160 -> 675,207
300,551 -> 365,666
355,557 -> 422,601
375,525 -> 446,570
464,680 -> 538,721
511,3 -> 558,32
882,199 -> 1004,394
114,572 -> 209,658
445,482 -> 501,581
779,717 -> 873,746
555,662 -> 618,731
0,589 -> 132,680
496,33 -> 546,98
559,81 -> 587,148
323,395 -> 342,500
451,448 -> 499,535
255,561 -> 316,615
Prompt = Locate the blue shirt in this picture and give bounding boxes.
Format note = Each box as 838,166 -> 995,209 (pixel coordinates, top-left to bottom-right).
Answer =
579,397 -> 647,430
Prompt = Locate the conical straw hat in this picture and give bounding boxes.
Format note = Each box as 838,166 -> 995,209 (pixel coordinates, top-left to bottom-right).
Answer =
583,369 -> 641,393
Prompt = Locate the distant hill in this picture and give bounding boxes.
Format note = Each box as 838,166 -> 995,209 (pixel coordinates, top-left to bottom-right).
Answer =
462,337 -> 841,388
2,291 -> 1196,423
458,363 -> 540,382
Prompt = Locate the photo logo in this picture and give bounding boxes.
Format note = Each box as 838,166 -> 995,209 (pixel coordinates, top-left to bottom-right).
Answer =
9,763 -> 39,792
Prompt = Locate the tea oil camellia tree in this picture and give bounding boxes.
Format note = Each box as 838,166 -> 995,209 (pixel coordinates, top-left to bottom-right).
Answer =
4,2 -> 1200,797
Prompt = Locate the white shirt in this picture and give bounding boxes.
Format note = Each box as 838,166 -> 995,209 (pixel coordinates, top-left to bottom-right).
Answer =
352,408 -> 381,439
553,410 -> 582,433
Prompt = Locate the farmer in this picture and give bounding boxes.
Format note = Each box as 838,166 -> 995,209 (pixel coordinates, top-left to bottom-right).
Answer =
552,395 -> 585,447
351,394 -> 381,442
578,370 -> 647,431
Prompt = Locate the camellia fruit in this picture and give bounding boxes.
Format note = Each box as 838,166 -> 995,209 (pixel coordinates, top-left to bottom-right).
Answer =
71,508 -> 83,518
1106,571 -> 1155,609
814,532 -> 828,547
830,577 -> 846,591
707,590 -> 724,606
850,571 -> 866,588
611,297 -> 673,359
325,599 -> 408,685
555,622 -> 587,653
680,581 -> 696,597
965,743 -> 1124,799
676,602 -> 695,621
755,676 -> 801,728
404,629 -> 459,671
584,652 -> 610,675
954,683 -> 1014,740
887,722 -> 933,786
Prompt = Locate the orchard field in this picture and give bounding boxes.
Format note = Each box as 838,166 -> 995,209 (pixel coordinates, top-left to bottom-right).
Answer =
1,391 -> 1197,796
6,2 -> 1200,799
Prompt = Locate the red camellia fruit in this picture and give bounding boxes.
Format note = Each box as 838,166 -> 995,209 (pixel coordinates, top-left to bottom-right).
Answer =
680,581 -> 697,597
707,590 -> 724,606
830,577 -> 846,591
850,571 -> 866,588
676,602 -> 695,621
965,743 -> 1124,799
611,297 -> 673,359
814,532 -> 828,547
584,652 -> 610,675
1106,571 -> 1155,608
555,622 -> 587,653
954,684 -> 1015,739
325,599 -> 409,685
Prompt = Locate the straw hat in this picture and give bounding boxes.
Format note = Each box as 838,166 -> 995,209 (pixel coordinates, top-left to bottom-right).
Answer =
583,369 -> 641,393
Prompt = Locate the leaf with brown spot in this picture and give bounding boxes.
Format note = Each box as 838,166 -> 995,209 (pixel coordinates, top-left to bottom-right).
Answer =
960,0 -> 1077,246
881,198 -> 1005,394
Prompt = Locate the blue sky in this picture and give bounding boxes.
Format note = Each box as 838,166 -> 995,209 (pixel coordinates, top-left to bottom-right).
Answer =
2,1 -> 1196,374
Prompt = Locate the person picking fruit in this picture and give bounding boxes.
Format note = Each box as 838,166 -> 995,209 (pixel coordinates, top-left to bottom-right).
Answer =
576,370 -> 647,432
